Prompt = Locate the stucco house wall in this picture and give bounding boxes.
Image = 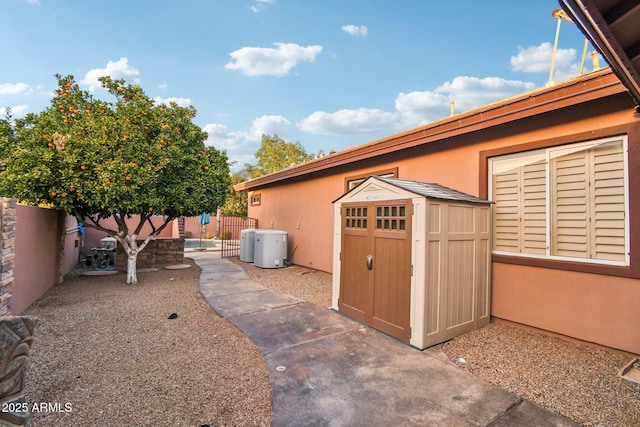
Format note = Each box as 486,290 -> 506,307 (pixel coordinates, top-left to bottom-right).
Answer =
12,205 -> 80,315
240,69 -> 640,354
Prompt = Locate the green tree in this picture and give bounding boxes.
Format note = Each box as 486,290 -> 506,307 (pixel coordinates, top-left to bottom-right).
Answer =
0,75 -> 230,284
220,164 -> 264,216
0,109 -> 16,167
255,134 -> 313,174
220,173 -> 249,217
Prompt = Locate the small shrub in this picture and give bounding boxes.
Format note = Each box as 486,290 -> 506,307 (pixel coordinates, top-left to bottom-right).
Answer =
221,231 -> 232,240
204,232 -> 216,239
184,230 -> 193,238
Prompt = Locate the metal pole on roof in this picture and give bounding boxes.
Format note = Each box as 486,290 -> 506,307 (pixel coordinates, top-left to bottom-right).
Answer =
548,14 -> 563,85
579,38 -> 589,75
548,8 -> 574,86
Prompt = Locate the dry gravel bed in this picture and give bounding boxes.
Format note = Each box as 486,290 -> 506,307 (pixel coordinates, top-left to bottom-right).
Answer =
231,257 -> 640,426
22,254 -> 640,426
228,258 -> 333,308
442,323 -> 640,426
23,259 -> 270,427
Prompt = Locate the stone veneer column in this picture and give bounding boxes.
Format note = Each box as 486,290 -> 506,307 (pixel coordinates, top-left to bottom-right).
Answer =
0,315 -> 36,427
0,198 -> 36,427
177,216 -> 185,238
0,198 -> 16,317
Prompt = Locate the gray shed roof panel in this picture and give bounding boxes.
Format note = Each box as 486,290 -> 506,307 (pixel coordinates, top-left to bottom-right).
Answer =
376,177 -> 492,205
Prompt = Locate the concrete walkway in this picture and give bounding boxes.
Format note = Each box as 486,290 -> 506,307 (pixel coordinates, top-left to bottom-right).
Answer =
187,251 -> 578,427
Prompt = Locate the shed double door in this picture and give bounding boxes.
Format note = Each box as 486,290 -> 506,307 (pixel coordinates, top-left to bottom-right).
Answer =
339,200 -> 412,342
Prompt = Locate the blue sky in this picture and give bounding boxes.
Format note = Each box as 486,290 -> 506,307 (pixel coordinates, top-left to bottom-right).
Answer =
1,0 -> 599,170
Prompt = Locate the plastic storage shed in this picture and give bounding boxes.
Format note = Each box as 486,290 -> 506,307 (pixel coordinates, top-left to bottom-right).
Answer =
332,176 -> 492,349
254,230 -> 288,269
239,229 -> 256,262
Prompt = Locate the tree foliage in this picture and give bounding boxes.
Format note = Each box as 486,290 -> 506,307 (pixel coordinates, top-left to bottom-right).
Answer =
220,173 -> 249,217
0,109 -> 16,165
0,75 -> 230,283
220,165 -> 265,217
255,134 -> 313,174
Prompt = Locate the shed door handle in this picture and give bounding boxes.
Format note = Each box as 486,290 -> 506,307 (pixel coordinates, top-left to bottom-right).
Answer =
366,255 -> 373,270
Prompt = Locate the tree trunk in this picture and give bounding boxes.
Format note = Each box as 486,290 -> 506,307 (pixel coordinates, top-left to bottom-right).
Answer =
85,214 -> 173,285
126,252 -> 138,285
115,234 -> 143,285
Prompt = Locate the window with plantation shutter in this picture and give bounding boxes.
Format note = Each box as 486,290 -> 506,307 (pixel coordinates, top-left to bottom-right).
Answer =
489,136 -> 628,266
493,159 -> 546,254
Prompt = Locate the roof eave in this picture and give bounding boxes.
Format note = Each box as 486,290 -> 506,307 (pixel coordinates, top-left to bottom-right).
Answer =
559,0 -> 640,110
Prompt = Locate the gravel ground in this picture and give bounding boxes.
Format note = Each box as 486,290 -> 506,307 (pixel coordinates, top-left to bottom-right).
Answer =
22,254 -> 640,426
231,257 -> 640,426
442,323 -> 640,426
23,258 -> 271,427
228,257 -> 332,308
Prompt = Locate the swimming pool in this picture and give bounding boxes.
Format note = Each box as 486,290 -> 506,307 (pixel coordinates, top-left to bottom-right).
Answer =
184,238 -> 220,249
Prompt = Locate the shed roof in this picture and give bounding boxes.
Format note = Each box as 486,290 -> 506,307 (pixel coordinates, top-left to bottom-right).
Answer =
334,176 -> 491,205
376,177 -> 492,204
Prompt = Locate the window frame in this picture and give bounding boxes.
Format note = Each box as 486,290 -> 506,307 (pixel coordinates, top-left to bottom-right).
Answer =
250,193 -> 261,206
479,124 -> 640,279
488,136 -> 629,266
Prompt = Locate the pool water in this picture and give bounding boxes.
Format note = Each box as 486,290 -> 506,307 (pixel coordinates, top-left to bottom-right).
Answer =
184,239 -> 219,249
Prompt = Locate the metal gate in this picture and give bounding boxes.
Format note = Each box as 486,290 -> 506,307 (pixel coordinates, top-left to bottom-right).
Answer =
220,216 -> 258,258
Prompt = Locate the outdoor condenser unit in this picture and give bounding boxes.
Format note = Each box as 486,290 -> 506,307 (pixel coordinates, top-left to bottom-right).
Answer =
239,229 -> 256,262
254,230 -> 288,269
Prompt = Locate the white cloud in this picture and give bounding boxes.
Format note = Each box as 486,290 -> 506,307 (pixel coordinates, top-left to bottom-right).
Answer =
395,91 -> 450,127
435,76 -> 535,111
251,0 -> 274,13
297,108 -> 399,135
0,82 -> 32,96
153,96 -> 192,108
80,57 -> 141,91
2,105 -> 29,117
158,81 -> 168,90
510,42 -> 577,74
342,25 -> 368,37
297,76 -> 537,135
23,0 -> 40,5
225,43 -> 323,77
251,114 -> 291,136
203,114 -> 291,167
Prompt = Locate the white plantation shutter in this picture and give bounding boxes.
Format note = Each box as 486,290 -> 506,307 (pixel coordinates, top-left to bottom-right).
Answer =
493,169 -> 520,252
492,159 -> 546,254
550,141 -> 626,261
491,136 -> 627,264
551,149 -> 590,258
522,161 -> 547,254
592,142 -> 626,261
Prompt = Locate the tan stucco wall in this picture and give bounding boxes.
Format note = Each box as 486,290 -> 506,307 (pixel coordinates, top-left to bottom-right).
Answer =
250,100 -> 638,272
13,205 -> 59,314
492,263 -> 640,354
249,174 -> 342,272
11,206 -> 84,314
246,94 -> 640,353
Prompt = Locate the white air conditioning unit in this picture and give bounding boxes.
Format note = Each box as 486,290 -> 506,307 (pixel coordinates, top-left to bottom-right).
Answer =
254,230 -> 288,269
239,229 -> 256,262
